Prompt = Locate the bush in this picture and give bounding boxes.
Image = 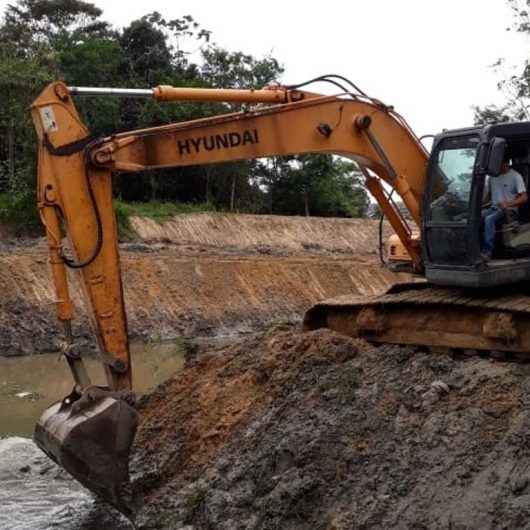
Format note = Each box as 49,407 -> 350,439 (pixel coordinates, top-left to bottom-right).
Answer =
0,190 -> 40,234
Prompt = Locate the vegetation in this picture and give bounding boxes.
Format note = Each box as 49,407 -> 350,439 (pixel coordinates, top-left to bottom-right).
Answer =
114,199 -> 215,239
115,199 -> 215,222
0,0 -> 369,233
474,0 -> 530,124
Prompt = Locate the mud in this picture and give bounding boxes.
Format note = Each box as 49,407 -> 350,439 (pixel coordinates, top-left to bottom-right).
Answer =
0,215 -> 404,356
113,326 -> 530,530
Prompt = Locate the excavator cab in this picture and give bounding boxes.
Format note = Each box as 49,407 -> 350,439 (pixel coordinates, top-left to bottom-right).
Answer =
423,122 -> 530,288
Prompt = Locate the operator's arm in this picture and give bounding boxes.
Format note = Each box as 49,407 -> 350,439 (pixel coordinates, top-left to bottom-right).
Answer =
499,192 -> 528,209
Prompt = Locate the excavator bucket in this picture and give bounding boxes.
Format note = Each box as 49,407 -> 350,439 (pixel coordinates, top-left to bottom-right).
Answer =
34,388 -> 139,516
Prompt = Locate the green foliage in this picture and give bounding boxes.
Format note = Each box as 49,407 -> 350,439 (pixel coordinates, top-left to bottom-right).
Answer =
0,0 -> 111,61
115,199 -> 216,221
113,200 -> 135,240
201,46 -> 283,89
0,44 -> 52,230
114,199 -> 216,239
474,0 -> 529,124
259,155 -> 369,218
0,0 -> 370,233
0,188 -> 40,231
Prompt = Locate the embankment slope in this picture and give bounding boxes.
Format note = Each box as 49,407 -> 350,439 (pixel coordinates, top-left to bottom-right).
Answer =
0,214 -> 406,355
129,213 -> 388,254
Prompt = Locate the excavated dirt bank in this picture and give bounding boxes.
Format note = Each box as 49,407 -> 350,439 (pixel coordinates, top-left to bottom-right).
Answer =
125,327 -> 530,530
129,213 -> 387,255
0,215 -> 405,356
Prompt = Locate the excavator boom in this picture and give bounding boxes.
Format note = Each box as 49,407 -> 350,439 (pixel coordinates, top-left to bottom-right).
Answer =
31,80 -> 429,513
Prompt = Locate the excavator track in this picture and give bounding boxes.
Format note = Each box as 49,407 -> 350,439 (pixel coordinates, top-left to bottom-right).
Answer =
304,282 -> 530,359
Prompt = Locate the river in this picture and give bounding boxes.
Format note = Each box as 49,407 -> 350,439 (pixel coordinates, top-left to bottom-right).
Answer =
0,341 -> 185,530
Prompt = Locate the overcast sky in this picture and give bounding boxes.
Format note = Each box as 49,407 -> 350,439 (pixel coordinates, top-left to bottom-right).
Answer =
3,0 -> 529,136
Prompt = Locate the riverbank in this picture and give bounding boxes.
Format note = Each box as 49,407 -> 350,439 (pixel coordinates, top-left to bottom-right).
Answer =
8,325 -> 530,530
0,213 -> 405,356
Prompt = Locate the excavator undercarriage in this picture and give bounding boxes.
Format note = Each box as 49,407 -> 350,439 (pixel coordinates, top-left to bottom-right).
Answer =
304,282 -> 530,359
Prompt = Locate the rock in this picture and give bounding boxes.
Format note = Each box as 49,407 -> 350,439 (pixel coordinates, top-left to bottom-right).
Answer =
430,380 -> 450,394
422,387 -> 443,407
511,477 -> 528,495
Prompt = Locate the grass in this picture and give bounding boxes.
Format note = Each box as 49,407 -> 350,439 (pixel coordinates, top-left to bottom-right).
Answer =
114,199 -> 216,223
114,199 -> 217,240
0,193 -> 218,239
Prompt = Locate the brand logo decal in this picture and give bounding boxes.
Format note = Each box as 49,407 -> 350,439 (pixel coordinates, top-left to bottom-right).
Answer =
177,129 -> 259,155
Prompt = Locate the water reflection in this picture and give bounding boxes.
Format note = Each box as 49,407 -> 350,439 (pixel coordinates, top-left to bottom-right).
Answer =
0,341 -> 185,437
0,341 -> 185,529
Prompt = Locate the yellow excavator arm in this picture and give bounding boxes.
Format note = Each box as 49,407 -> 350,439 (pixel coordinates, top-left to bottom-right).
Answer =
30,80 -> 429,514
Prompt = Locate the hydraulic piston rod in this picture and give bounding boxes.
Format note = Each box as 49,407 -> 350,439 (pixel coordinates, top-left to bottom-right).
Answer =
68,86 -> 154,97
68,85 -> 297,104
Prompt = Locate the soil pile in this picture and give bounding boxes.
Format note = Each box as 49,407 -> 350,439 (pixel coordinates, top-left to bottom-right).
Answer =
130,327 -> 530,530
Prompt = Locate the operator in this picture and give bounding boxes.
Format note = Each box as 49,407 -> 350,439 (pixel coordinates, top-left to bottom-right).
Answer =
482,156 -> 527,260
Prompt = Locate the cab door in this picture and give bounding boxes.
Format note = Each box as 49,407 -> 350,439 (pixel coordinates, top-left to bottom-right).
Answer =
423,134 -> 481,267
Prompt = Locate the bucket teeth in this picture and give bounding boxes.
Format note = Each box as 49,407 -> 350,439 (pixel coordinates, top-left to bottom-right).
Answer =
34,387 -> 139,516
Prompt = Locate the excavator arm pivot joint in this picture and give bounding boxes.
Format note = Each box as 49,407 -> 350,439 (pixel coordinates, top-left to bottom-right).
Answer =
317,122 -> 333,138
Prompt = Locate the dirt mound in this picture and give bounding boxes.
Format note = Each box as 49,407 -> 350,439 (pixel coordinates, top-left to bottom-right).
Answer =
130,327 -> 530,530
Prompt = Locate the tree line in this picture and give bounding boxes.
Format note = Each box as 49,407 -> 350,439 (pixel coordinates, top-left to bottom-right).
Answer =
474,0 -> 529,124
0,0 -> 369,229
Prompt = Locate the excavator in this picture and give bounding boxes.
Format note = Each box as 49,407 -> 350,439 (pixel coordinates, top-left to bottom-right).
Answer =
30,77 -> 530,515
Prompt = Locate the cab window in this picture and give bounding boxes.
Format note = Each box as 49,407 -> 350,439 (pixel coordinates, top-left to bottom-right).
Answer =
428,135 -> 479,223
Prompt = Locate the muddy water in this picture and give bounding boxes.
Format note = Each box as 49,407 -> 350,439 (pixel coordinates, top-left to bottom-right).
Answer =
0,341 -> 185,437
0,341 -> 185,530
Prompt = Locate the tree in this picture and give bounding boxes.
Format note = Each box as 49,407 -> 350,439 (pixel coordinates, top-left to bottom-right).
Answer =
201,46 -> 283,89
474,0 -> 530,124
0,0 -> 112,215
0,0 -> 369,224
257,155 -> 368,218
0,0 -> 111,63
